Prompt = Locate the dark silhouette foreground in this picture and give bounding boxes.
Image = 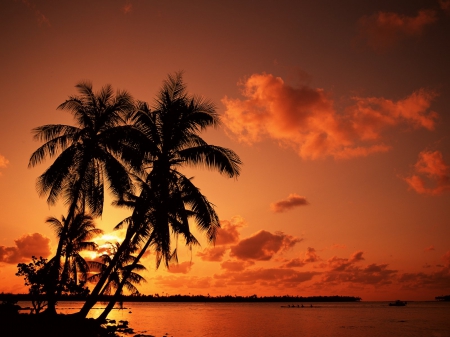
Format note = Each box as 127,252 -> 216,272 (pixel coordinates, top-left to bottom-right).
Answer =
0,313 -> 116,337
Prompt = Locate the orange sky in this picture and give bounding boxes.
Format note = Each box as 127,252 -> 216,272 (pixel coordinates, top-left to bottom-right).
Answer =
1,0 -> 450,301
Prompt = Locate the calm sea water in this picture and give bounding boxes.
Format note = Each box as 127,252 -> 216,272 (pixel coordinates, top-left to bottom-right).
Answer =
20,301 -> 450,337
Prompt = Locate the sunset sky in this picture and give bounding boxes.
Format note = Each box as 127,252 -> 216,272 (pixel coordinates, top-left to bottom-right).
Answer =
1,0 -> 450,301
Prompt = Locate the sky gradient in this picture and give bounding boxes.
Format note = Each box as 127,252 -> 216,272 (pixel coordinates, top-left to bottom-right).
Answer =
1,0 -> 450,301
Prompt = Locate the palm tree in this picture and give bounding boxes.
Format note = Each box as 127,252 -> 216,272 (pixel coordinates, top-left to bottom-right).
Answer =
28,82 -> 143,313
84,72 -> 242,319
46,213 -> 103,292
87,242 -> 146,297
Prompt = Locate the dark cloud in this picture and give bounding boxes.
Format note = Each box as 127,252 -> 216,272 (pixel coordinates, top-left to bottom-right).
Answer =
356,9 -> 437,51
230,230 -> 302,261
0,233 -> 51,264
270,194 -> 309,213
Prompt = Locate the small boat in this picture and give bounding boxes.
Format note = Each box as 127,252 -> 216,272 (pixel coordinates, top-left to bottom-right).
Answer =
389,300 -> 406,306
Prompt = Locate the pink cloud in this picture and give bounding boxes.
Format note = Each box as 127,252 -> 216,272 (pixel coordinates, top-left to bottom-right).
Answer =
196,246 -> 227,262
405,150 -> 450,195
168,261 -> 194,274
230,230 -> 302,261
356,9 -> 437,51
270,194 -> 309,213
424,245 -> 435,252
0,233 -> 51,264
222,74 -> 437,160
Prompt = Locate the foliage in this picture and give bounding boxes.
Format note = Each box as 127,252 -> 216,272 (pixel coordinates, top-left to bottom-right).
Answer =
16,256 -> 50,314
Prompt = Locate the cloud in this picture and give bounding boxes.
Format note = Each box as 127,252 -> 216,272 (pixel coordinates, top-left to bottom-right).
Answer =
18,0 -> 51,27
168,261 -> 194,274
222,74 -> 437,160
196,246 -> 227,262
220,260 -> 255,272
398,253 -> 450,290
404,150 -> 450,195
282,247 -> 321,268
439,0 -> 450,13
270,194 -> 309,213
122,2 -> 133,14
215,217 -> 245,246
356,9 -> 437,51
196,216 -> 246,261
0,154 -> 9,176
424,245 -> 435,252
230,230 -> 302,261
0,233 -> 51,264
214,268 -> 319,288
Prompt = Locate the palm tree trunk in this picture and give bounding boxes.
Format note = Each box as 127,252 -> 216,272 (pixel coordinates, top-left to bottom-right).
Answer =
96,236 -> 152,321
46,161 -> 88,315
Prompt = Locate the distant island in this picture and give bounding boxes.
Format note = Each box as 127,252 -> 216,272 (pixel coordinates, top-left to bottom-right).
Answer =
435,295 -> 450,301
0,293 -> 361,303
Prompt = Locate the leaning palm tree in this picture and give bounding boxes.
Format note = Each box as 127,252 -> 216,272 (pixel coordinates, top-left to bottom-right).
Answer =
46,213 -> 103,291
81,72 -> 242,319
28,82 -> 143,313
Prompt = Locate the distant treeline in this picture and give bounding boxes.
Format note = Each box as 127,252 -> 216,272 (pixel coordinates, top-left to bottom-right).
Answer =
435,295 -> 450,301
0,293 -> 361,303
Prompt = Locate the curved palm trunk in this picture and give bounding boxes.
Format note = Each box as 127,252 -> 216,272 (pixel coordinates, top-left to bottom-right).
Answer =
96,236 -> 152,321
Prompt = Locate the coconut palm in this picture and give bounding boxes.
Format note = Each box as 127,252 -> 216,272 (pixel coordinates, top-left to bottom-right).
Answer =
46,213 -> 103,291
82,72 -> 242,319
87,242 -> 146,297
28,82 -> 143,313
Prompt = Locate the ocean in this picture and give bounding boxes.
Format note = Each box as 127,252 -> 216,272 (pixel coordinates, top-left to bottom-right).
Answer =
20,301 -> 450,336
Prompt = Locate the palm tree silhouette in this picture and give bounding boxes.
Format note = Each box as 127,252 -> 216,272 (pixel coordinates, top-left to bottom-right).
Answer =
46,213 -> 103,293
28,82 -> 141,313
87,242 -> 146,297
89,72 -> 242,319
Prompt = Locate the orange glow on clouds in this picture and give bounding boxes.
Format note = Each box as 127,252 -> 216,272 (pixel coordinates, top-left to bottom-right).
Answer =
222,73 -> 437,160
405,150 -> 450,195
0,233 -> 51,264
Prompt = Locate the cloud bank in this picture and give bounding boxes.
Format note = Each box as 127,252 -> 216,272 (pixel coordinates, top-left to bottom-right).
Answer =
0,233 -> 51,264
222,74 -> 437,160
